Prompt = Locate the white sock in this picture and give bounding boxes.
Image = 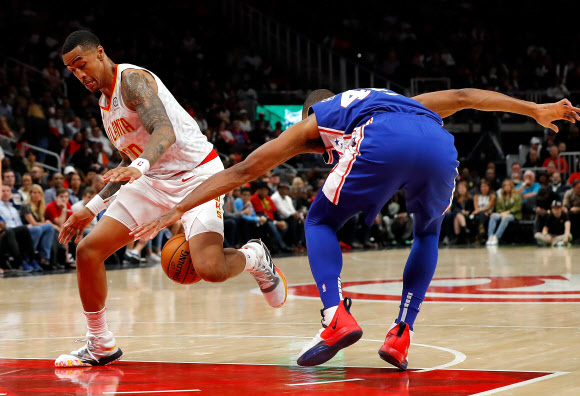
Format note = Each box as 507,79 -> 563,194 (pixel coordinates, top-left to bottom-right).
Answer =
322,305 -> 338,327
84,307 -> 110,337
240,245 -> 259,271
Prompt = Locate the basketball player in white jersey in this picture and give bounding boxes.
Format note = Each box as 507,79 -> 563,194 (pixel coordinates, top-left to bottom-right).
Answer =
55,31 -> 287,367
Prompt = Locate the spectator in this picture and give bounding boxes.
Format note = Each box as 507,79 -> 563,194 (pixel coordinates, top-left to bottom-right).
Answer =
222,189 -> 242,248
62,165 -> 77,188
550,172 -> 571,200
534,200 -> 572,247
516,170 -> 540,218
510,162 -> 522,185
2,169 -> 24,209
524,148 -> 542,168
69,173 -> 83,204
44,173 -> 75,204
235,186 -> 263,243
250,181 -> 292,253
449,181 -> 474,244
563,180 -> 580,241
45,187 -> 75,267
484,167 -> 500,191
92,174 -> 106,194
30,165 -> 48,190
486,179 -> 522,245
271,183 -> 304,249
383,190 -> 413,245
0,185 -> 42,271
568,171 -> 580,185
238,109 -> 252,132
471,179 -> 496,243
212,120 -> 235,153
18,173 -> 33,203
19,184 -> 56,269
71,186 -> 97,238
542,146 -> 568,174
534,186 -> 558,234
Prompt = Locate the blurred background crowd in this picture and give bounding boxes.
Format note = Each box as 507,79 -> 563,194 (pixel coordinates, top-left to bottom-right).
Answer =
1,0 -> 580,274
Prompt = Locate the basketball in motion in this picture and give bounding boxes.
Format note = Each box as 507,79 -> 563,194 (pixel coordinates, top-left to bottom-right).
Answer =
160,234 -> 201,284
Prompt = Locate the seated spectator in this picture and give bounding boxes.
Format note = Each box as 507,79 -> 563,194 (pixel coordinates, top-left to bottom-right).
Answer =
447,181 -> 474,244
486,179 -> 522,245
563,181 -> 580,242
71,186 -> 97,238
550,172 -> 571,200
534,186 -> 558,234
383,190 -> 413,245
19,184 -> 56,270
484,167 -> 501,191
2,169 -> 24,209
542,146 -> 569,174
69,173 -> 84,203
18,173 -> 33,203
235,186 -> 263,242
30,165 -> 49,190
534,200 -> 572,247
510,162 -> 522,185
544,161 -> 557,179
250,181 -> 292,253
222,189 -> 242,248
212,120 -> 234,153
45,172 -> 76,205
568,171 -> 580,185
271,183 -> 305,249
45,187 -> 75,267
516,170 -> 540,218
524,147 -> 542,168
0,185 -> 42,271
472,179 -> 496,243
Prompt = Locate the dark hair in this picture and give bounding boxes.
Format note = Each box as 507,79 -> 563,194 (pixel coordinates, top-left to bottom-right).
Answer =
573,180 -> 580,188
302,89 -> 335,119
62,30 -> 101,55
56,187 -> 69,196
241,187 -> 252,194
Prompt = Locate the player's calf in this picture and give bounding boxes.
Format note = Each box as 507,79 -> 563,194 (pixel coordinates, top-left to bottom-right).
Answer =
297,297 -> 363,366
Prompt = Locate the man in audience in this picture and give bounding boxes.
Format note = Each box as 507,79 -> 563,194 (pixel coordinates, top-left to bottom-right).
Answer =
271,183 -> 304,249
2,169 -> 23,209
524,148 -> 542,168
510,162 -> 522,185
0,185 -> 40,271
550,172 -> 571,200
45,173 -> 75,204
563,180 -> 580,242
516,170 -> 541,217
250,181 -> 292,253
534,200 -> 572,247
542,146 -> 569,174
30,166 -> 49,190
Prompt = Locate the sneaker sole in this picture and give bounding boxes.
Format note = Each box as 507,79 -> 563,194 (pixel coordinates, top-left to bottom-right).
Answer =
55,348 -> 123,368
297,330 -> 363,366
272,266 -> 288,308
378,348 -> 408,371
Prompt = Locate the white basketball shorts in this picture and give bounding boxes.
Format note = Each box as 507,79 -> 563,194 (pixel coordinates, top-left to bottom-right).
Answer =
104,156 -> 225,240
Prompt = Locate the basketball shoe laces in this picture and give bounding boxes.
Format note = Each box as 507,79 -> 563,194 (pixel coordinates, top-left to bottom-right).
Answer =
72,335 -> 102,362
247,259 -> 276,288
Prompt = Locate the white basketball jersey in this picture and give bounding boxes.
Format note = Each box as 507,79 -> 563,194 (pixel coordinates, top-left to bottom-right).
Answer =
99,63 -> 213,178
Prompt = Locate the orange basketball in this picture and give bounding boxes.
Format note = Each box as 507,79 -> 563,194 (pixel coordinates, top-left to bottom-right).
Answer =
160,233 -> 201,284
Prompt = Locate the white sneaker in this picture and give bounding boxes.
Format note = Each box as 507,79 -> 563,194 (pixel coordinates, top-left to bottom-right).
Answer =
242,239 -> 287,308
146,253 -> 162,264
55,332 -> 123,367
486,236 -> 494,245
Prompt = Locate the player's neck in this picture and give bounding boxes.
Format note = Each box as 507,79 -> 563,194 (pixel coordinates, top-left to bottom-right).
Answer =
100,61 -> 118,98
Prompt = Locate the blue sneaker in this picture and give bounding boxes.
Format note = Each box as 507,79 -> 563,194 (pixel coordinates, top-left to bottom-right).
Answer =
20,260 -> 34,272
31,259 -> 43,272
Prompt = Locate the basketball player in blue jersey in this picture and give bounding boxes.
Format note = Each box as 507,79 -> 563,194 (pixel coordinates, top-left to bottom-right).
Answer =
134,88 -> 580,369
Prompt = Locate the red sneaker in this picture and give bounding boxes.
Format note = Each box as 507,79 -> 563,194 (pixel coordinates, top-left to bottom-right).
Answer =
378,322 -> 413,370
297,297 -> 363,366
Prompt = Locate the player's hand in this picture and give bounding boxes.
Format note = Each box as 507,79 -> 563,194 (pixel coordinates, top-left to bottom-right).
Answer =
103,167 -> 142,183
59,207 -> 96,244
534,99 -> 580,132
131,206 -> 184,240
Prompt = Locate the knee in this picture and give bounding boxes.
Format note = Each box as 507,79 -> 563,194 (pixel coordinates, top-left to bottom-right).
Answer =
76,238 -> 104,265
192,256 -> 229,283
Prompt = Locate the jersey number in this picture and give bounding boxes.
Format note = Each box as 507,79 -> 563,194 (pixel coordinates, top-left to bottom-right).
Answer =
121,143 -> 144,159
341,90 -> 371,108
340,88 -> 399,108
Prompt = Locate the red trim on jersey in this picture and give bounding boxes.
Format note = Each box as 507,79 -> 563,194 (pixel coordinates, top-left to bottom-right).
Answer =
318,127 -> 343,136
99,65 -> 119,112
169,150 -> 218,178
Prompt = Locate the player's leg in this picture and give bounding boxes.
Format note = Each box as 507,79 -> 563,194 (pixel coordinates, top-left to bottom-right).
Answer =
183,199 -> 287,308
55,215 -> 135,367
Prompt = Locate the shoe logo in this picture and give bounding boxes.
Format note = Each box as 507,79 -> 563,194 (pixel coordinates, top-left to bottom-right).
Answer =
182,176 -> 195,182
331,314 -> 340,330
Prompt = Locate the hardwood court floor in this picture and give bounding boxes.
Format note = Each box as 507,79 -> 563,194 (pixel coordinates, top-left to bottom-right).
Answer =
1,247 -> 579,395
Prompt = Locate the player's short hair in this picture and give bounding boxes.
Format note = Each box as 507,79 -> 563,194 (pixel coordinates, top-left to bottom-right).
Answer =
302,89 -> 335,120
62,30 -> 101,55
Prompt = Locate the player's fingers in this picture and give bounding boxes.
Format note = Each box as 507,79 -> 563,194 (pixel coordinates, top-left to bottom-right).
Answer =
74,230 -> 83,244
563,114 -> 576,123
549,123 -> 559,133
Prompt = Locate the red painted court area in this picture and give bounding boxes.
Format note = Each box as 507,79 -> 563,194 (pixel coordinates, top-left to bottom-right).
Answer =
0,359 -> 555,395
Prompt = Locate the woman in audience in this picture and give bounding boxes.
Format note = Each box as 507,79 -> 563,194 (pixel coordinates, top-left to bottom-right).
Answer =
471,179 -> 496,243
20,184 -> 56,269
69,173 -> 83,204
451,181 -> 474,243
486,179 -> 522,245
18,173 -> 33,203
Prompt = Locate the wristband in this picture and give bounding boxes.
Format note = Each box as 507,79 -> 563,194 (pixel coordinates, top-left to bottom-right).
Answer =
86,194 -> 107,216
129,158 -> 150,175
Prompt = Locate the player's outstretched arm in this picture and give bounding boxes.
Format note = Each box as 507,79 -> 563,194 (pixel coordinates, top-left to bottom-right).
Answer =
104,70 -> 176,183
131,115 -> 323,239
413,89 -> 580,132
59,153 -> 131,244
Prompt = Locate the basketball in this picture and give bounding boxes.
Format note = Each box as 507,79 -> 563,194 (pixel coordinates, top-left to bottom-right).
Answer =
160,234 -> 201,284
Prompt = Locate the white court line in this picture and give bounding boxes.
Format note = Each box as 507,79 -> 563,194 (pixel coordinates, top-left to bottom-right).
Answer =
5,321 -> 580,330
102,390 -> 200,394
0,369 -> 22,376
470,371 -> 568,395
287,378 -> 363,386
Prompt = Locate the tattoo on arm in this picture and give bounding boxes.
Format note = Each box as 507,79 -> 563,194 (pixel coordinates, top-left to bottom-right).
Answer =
98,154 -> 131,200
121,71 -> 176,167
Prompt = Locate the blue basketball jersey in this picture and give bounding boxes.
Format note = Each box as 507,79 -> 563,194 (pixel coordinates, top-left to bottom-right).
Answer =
310,88 -> 443,164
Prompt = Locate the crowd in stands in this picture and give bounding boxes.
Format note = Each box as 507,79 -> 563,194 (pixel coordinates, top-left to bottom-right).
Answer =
2,2 -> 580,276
